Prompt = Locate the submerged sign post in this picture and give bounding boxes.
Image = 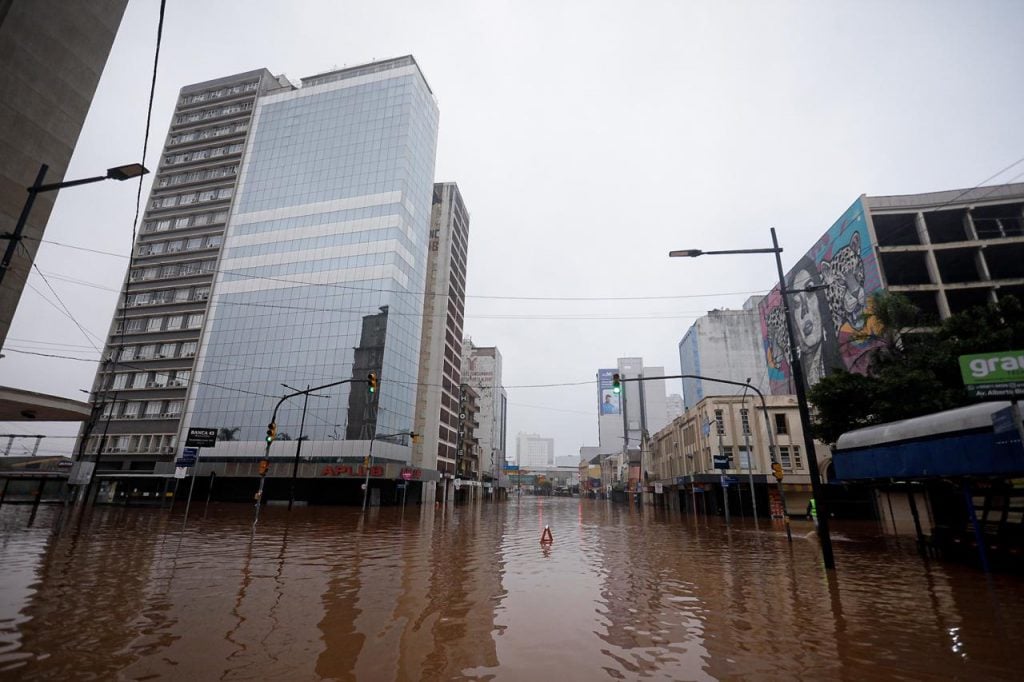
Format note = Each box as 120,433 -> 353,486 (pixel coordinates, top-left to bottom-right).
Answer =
181,428 -> 217,530
959,350 -> 1024,399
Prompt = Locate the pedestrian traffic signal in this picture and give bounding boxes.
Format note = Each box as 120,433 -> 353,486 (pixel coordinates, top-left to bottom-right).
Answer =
266,422 -> 276,444
258,459 -> 269,476
612,373 -> 621,394
771,462 -> 784,481
367,372 -> 377,394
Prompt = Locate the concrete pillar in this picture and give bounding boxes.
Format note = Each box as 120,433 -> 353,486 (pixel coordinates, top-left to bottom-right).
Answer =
917,212 -> 951,319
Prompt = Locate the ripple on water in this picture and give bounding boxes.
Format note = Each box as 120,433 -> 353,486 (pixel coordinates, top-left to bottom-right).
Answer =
0,500 -> 1023,680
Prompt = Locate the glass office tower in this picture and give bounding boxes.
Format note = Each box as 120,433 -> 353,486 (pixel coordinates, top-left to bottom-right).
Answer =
183,56 -> 439,465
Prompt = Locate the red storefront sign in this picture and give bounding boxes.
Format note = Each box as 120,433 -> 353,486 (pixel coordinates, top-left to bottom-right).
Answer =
318,465 -> 423,479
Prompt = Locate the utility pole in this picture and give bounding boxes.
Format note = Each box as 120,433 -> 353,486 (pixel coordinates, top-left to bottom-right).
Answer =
456,383 -> 466,503
770,228 -> 835,568
620,371 -> 629,490
253,376 -> 366,531
637,370 -> 649,506
717,415 -> 730,524
287,385 -> 313,511
741,383 -> 759,520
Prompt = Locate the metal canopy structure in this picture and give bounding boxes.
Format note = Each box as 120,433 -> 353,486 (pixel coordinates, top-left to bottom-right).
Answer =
834,401 -> 1024,480
0,386 -> 92,422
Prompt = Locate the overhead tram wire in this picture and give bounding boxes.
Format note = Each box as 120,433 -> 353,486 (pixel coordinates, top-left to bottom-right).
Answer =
6,347 -> 605,395
21,281 -> 107,346
26,260 -> 103,353
25,234 -> 766,303
26,153 -> 1024,315
6,349 -> 277,399
23,267 -> 766,320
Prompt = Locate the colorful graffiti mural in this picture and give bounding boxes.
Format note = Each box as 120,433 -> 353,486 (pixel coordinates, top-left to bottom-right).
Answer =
759,197 -> 885,394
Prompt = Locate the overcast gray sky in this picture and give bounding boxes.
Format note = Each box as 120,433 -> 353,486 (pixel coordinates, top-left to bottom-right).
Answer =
4,0 -> 1024,459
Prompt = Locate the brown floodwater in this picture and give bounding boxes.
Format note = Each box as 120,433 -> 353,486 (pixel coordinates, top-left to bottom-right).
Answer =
1,497 -> 1023,680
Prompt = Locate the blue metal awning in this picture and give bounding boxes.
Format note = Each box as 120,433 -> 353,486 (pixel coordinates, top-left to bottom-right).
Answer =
833,402 -> 1024,481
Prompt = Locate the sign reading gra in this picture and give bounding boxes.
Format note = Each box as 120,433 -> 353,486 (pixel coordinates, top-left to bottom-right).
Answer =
959,350 -> 1024,398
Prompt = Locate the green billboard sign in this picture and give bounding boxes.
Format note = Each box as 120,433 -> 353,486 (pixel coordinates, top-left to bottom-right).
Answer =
959,350 -> 1024,398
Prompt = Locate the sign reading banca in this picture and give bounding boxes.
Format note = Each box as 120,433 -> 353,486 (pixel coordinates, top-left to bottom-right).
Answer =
185,428 -> 217,448
959,350 -> 1024,398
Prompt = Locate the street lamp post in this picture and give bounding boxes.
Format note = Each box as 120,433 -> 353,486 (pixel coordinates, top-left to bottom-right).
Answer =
669,229 -> 836,569
281,383 -> 329,511
1,162 -> 148,288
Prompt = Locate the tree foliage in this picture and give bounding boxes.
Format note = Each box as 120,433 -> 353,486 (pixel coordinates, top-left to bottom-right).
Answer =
808,293 -> 1024,445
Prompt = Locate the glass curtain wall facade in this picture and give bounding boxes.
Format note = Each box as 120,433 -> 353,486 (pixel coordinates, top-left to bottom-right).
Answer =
182,57 -> 439,464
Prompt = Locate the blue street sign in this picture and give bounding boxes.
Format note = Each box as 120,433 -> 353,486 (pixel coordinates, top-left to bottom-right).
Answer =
177,446 -> 198,468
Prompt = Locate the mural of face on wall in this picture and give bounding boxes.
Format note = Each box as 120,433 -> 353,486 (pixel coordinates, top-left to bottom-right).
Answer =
760,198 -> 885,395
791,266 -> 823,355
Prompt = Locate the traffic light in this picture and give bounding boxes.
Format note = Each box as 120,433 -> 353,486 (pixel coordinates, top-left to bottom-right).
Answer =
266,421 -> 276,444
612,373 -> 621,394
258,459 -> 269,476
771,462 -> 784,481
367,372 -> 377,394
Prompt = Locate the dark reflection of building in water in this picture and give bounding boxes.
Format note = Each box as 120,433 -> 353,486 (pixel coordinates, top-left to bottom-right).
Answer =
8,509 -> 166,678
313,505 -> 504,680
347,306 -> 388,442
591,507 -> 716,678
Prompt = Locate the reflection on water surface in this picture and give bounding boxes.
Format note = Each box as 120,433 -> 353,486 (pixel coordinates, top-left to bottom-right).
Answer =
1,498 -> 1022,680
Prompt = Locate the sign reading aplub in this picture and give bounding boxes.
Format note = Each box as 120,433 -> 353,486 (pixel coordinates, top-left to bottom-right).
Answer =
959,350 -> 1024,398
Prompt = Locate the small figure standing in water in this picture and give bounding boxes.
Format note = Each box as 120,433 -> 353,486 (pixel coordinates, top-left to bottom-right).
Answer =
806,498 -> 818,529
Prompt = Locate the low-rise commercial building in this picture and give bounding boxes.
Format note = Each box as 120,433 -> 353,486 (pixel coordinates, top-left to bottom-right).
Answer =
650,394 -> 829,517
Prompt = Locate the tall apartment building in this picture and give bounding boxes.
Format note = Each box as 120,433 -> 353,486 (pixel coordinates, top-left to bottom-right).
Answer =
81,57 -> 441,501
461,341 -> 508,479
759,184 -> 1024,394
516,432 -> 554,468
413,183 -> 470,495
678,297 -> 767,408
81,69 -> 278,471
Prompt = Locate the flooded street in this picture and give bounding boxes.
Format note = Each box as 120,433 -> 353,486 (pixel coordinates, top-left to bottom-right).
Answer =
1,498 -> 1023,681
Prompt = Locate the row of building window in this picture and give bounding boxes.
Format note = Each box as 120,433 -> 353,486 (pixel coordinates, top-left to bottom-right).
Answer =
130,259 -> 217,282
157,165 -> 237,188
102,398 -> 184,420
118,341 -> 198,361
150,187 -> 233,210
87,433 -> 177,455
125,286 -> 209,308
115,313 -> 205,335
138,234 -> 222,257
144,210 -> 228,234
175,101 -> 252,126
110,370 -> 191,391
713,409 -> 789,436
180,81 -> 258,106
168,121 -> 248,146
164,143 -> 244,166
